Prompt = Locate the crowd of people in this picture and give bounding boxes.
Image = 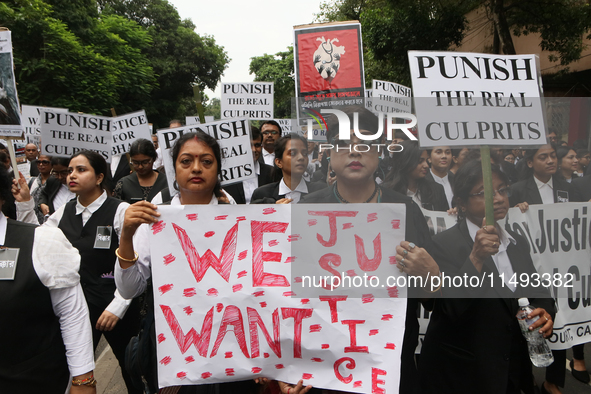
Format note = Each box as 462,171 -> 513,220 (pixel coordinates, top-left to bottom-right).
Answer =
1,108 -> 591,394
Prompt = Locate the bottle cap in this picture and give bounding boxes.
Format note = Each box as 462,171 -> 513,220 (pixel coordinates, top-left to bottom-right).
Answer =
518,298 -> 529,307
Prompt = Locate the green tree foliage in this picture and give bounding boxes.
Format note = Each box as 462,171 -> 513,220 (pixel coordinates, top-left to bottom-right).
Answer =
249,47 -> 294,118
489,0 -> 591,64
99,0 -> 230,127
0,0 -> 229,127
203,97 -> 220,119
316,0 -> 469,86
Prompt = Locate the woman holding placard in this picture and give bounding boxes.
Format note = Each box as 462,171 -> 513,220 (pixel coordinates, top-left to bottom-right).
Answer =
114,131 -> 257,393
278,106 -> 441,394
15,150 -> 142,394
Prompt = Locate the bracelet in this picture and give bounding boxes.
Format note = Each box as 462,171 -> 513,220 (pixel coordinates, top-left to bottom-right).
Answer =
115,248 -> 138,264
428,273 -> 442,293
72,374 -> 97,387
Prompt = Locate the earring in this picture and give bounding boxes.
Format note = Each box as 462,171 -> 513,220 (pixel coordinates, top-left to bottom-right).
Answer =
173,180 -> 179,191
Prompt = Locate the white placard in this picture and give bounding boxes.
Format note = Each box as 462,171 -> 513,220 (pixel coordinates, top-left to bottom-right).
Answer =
186,116 -> 215,125
111,110 -> 151,156
372,80 -> 412,114
21,105 -> 68,146
0,30 -> 23,138
40,111 -> 112,162
221,83 -> 274,120
150,205 -> 406,392
157,118 -> 255,195
408,51 -> 546,147
274,119 -> 293,136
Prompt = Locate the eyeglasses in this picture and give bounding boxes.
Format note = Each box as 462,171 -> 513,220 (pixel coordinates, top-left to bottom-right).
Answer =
51,170 -> 69,178
130,159 -> 153,168
37,160 -> 51,165
262,131 -> 279,136
469,187 -> 511,198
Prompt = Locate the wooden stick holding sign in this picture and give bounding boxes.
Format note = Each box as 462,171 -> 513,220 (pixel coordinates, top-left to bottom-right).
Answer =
480,146 -> 495,226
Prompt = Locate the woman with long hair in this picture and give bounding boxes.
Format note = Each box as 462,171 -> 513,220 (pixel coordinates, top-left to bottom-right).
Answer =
556,145 -> 579,183
115,132 -> 256,393
384,140 -> 449,211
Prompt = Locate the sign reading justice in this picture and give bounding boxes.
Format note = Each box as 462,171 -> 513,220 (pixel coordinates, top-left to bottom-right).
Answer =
149,205 -> 407,392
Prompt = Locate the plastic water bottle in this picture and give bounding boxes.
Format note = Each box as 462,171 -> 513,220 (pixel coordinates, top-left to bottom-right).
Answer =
516,298 -> 554,367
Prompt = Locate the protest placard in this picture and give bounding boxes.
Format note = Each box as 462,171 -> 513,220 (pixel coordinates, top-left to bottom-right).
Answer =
408,51 -> 546,147
0,30 -> 23,138
111,110 -> 151,156
294,22 -> 365,120
186,116 -> 215,125
372,80 -> 412,115
40,111 -> 112,161
21,105 -> 69,146
274,119 -> 293,136
417,205 -> 591,351
364,89 -> 375,114
157,118 -> 255,194
221,83 -> 274,120
150,204 -> 406,392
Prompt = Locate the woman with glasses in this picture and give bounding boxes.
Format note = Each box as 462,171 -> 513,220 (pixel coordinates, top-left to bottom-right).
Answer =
113,138 -> 168,204
419,160 -> 554,394
27,154 -> 52,223
38,157 -> 75,218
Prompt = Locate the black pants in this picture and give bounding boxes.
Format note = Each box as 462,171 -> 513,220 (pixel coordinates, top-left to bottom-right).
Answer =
88,298 -> 142,394
573,343 -> 586,360
545,349 -> 566,387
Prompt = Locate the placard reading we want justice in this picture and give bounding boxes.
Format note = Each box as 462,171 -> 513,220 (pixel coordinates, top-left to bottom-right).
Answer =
149,204 -> 407,392
408,51 -> 546,147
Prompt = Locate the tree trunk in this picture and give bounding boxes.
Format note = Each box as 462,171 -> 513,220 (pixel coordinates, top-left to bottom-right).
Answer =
490,0 -> 516,54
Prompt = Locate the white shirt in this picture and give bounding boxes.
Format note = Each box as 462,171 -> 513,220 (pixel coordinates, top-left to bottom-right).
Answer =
278,178 -> 308,203
263,149 -> 275,166
16,191 -> 132,318
466,219 -> 517,291
406,189 -> 422,207
110,154 -> 121,177
151,189 -> 237,205
0,212 -> 95,377
154,147 -> 163,169
116,193 -> 221,299
53,184 -> 76,212
533,176 -> 554,204
242,160 -> 260,204
430,169 -> 453,208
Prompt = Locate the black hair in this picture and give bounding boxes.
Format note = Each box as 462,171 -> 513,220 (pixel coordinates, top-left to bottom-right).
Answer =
271,133 -> 309,182
260,120 -> 281,132
453,159 -> 509,222
325,105 -> 379,143
0,142 -> 6,153
556,145 -> 576,177
51,156 -> 70,167
170,131 -> 223,198
0,165 -> 11,204
70,151 -> 112,194
384,140 -> 435,204
573,139 -> 587,151
577,149 -> 590,158
519,143 -> 557,181
129,138 -> 157,161
251,126 -> 261,141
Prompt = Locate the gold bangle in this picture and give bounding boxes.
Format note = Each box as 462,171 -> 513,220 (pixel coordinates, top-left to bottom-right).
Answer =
115,247 -> 138,264
428,273 -> 442,293
72,375 -> 97,387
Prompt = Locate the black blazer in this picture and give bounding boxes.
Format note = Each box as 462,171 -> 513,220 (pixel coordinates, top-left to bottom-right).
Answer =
223,163 -> 274,204
116,171 -> 168,204
509,175 -> 574,206
425,170 -> 455,207
301,185 -> 433,394
420,219 -> 555,394
109,156 -> 131,190
29,159 -> 39,177
571,175 -> 591,202
38,177 -> 64,214
250,180 -> 326,204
